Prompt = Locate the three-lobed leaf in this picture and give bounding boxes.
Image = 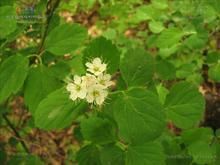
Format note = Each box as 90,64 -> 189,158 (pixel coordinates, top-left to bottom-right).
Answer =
104,87 -> 166,144
165,82 -> 205,129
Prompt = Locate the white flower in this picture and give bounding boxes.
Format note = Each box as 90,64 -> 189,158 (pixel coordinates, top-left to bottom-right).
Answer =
97,73 -> 114,89
86,85 -> 108,105
85,58 -> 107,76
66,75 -> 87,101
81,73 -> 97,88
66,58 -> 112,106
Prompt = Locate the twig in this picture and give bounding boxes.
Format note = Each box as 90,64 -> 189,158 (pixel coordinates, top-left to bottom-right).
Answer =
2,113 -> 29,153
38,0 -> 61,54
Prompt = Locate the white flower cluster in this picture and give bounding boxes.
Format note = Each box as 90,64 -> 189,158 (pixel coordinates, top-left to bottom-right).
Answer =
66,58 -> 114,105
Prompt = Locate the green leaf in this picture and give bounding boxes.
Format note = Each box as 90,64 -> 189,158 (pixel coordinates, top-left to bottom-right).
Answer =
156,84 -> 169,105
24,66 -> 61,114
120,48 -> 154,87
188,141 -> 216,164
0,6 -> 17,38
159,44 -> 180,58
151,0 -> 168,10
102,28 -> 117,40
45,23 -> 87,55
156,27 -> 184,48
181,128 -> 213,146
209,0 -> 220,13
126,141 -> 165,165
134,5 -> 161,22
104,88 -> 165,144
34,88 -> 87,130
215,143 -> 220,164
8,154 -> 43,165
0,0 -> 14,6
149,21 -> 165,33
162,134 -> 192,165
176,63 -> 195,79
156,60 -> 176,80
208,63 -> 220,82
164,82 -> 205,129
0,150 -> 6,163
0,55 -> 29,103
76,145 -> 101,165
184,34 -> 207,49
80,116 -> 116,144
68,54 -> 86,75
48,61 -> 71,80
83,37 -> 120,74
206,52 -> 220,64
100,144 -> 125,165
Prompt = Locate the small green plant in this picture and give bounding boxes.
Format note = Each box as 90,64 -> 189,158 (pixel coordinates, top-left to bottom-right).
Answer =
0,0 -> 220,164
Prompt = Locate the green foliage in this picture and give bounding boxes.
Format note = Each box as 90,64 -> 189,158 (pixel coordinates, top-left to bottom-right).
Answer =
0,6 -> 17,38
100,144 -> 125,165
0,55 -> 28,103
80,116 -> 117,144
0,0 -> 219,164
83,37 -> 120,74
104,88 -> 165,144
181,128 -> 216,164
34,88 -> 87,130
208,63 -> 220,82
156,28 -> 184,49
120,49 -> 154,87
165,82 -> 205,129
45,23 -> 87,55
76,144 -> 101,165
149,20 -> 165,33
126,141 -> 165,165
24,65 -> 61,113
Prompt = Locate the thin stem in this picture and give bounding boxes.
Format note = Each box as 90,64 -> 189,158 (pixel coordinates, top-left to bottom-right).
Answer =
37,0 -> 61,55
27,54 -> 43,65
2,113 -> 29,153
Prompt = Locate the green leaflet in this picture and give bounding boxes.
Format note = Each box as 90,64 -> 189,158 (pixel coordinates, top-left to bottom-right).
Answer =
34,88 -> 87,130
181,128 -> 216,164
76,144 -> 101,165
83,37 -> 120,74
100,144 -> 125,165
165,82 -> 205,129
7,154 -> 44,165
151,0 -> 168,10
156,27 -> 184,49
0,55 -> 29,103
80,116 -> 117,144
0,6 -> 17,38
24,65 -> 61,114
45,23 -> 87,55
120,48 -> 154,87
104,87 -> 166,144
208,63 -> 220,82
155,59 -> 176,80
126,141 -> 165,165
149,21 -> 165,33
